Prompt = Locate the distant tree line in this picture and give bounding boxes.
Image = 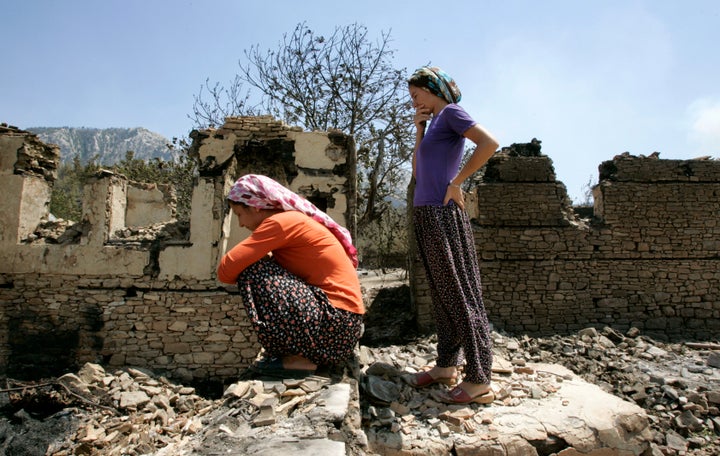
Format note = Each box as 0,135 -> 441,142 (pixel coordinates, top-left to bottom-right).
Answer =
50,143 -> 196,222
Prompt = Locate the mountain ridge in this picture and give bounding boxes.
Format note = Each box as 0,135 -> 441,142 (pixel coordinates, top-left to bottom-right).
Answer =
29,126 -> 173,165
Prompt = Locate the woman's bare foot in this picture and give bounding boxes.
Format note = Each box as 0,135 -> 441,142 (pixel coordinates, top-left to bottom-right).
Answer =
282,355 -> 317,371
403,365 -> 459,388
434,381 -> 494,404
425,366 -> 458,381
454,381 -> 491,397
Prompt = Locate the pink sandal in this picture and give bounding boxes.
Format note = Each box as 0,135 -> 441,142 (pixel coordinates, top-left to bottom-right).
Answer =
435,386 -> 495,404
403,371 -> 457,388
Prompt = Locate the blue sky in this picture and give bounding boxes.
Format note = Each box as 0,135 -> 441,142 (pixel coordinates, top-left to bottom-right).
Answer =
2,0 -> 719,203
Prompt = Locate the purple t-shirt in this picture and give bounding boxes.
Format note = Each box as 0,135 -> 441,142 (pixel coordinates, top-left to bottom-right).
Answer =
413,104 -> 476,207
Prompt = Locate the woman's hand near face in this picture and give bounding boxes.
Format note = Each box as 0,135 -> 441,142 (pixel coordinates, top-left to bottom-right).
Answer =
414,106 -> 432,131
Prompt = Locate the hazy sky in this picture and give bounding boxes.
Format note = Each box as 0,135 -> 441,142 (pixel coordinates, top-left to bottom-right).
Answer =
2,0 -> 719,202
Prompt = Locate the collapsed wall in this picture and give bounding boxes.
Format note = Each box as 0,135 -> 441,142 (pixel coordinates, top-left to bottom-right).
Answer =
0,118 -> 357,385
411,148 -> 720,339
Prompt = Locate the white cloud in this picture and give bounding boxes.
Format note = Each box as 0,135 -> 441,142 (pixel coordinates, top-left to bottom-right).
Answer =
687,99 -> 720,156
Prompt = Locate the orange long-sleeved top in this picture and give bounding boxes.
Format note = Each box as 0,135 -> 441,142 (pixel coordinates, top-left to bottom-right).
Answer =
217,211 -> 364,315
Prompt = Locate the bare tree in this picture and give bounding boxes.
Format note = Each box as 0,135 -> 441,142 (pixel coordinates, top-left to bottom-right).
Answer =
189,76 -> 256,129
191,22 -> 414,228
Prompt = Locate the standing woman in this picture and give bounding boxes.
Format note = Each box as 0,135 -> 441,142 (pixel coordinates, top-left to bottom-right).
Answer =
404,66 -> 499,404
217,174 -> 364,378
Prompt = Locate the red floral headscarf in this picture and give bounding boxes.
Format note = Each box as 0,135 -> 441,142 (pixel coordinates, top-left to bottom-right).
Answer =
227,174 -> 359,268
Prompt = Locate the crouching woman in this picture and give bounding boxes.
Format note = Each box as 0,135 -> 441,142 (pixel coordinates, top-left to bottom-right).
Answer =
217,174 -> 365,377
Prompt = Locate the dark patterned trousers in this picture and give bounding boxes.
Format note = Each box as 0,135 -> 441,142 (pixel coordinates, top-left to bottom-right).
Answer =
237,259 -> 363,366
413,204 -> 493,384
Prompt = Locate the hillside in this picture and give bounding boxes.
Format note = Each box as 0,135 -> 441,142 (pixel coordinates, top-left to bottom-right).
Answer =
28,127 -> 172,164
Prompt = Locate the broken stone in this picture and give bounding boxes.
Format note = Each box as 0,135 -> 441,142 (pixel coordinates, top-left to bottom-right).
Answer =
309,383 -> 351,423
248,392 -> 277,409
77,363 -> 106,385
57,373 -> 93,399
390,401 -> 411,416
665,430 -> 688,452
276,395 -> 305,415
708,351 -> 720,369
675,409 -> 704,432
366,361 -> 400,377
181,417 -> 203,435
372,407 -> 396,426
707,390 -> 720,405
253,406 -> 276,427
119,391 -> 150,410
491,355 -> 514,374
223,382 -> 251,399
646,345 -> 669,358
363,375 -> 401,405
299,378 -> 327,394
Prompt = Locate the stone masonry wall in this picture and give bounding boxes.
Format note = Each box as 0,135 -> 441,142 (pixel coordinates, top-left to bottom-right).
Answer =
0,118 -> 357,387
2,117 -> 718,388
411,151 -> 720,339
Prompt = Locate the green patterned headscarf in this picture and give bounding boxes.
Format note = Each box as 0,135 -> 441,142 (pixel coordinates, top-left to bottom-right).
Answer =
408,66 -> 462,104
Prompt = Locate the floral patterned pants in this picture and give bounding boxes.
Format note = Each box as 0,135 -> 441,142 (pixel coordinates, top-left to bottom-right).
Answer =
237,259 -> 363,366
413,204 -> 493,384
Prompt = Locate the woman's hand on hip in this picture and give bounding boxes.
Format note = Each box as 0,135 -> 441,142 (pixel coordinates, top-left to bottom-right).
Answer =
444,184 -> 465,210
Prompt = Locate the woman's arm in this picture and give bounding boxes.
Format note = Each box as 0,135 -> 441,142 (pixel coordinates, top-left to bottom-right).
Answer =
412,108 -> 432,178
217,220 -> 283,284
444,123 -> 499,209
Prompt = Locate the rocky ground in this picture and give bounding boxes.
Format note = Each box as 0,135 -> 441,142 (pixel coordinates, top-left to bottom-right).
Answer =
1,270 -> 719,455
361,273 -> 720,455
498,328 -> 720,454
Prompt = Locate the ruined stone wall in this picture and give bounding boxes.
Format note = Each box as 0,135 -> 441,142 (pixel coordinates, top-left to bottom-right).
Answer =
411,152 -> 720,339
2,116 -> 718,387
0,118 -> 357,385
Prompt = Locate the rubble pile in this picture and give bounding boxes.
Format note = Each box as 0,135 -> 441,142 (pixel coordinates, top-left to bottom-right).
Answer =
1,327 -> 718,455
359,328 -> 720,455
21,218 -> 87,245
109,220 -> 190,244
0,273 -> 717,455
22,219 -> 190,246
0,361 -> 363,455
360,275 -> 720,454
357,342 -> 597,455
502,327 -> 720,455
1,363 -> 214,455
